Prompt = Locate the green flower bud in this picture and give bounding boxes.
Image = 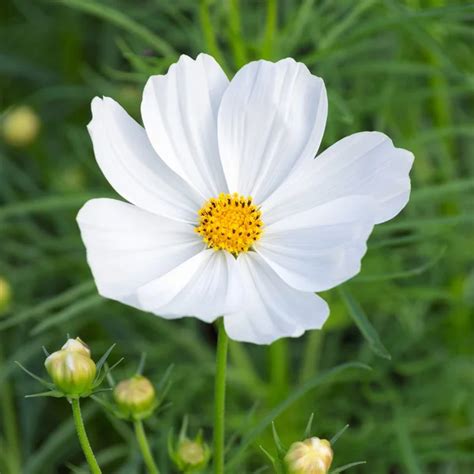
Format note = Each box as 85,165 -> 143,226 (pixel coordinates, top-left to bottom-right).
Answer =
169,419 -> 210,474
114,375 -> 157,420
285,437 -> 333,474
177,439 -> 209,469
45,348 -> 96,397
0,277 -> 12,315
2,105 -> 40,147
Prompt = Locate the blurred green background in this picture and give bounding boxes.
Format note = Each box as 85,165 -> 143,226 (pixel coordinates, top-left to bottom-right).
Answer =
1,0 -> 473,473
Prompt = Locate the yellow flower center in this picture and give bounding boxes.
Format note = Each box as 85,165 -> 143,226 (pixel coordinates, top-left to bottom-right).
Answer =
195,193 -> 263,255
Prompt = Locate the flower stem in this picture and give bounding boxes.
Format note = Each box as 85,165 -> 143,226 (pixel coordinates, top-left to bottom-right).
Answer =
134,420 -> 160,474
70,398 -> 102,474
213,318 -> 229,474
268,339 -> 289,406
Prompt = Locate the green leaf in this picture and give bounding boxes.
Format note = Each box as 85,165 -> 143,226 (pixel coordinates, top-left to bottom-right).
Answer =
357,247 -> 446,282
303,413 -> 315,438
156,364 -> 174,404
272,422 -> 286,456
30,294 -> 104,335
95,344 -> 116,373
52,0 -> 176,56
259,445 -> 275,463
136,352 -> 146,375
25,390 -> 64,398
15,361 -> 54,389
330,424 -> 349,445
338,288 -> 391,360
94,358 -> 124,387
0,281 -> 95,331
330,461 -> 367,473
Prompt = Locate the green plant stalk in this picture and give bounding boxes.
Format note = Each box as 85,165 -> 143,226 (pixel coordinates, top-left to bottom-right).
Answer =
261,0 -> 277,59
198,0 -> 230,75
71,398 -> 102,474
134,420 -> 160,474
0,346 -> 22,473
268,339 -> 289,406
228,0 -> 247,68
300,331 -> 323,383
213,318 -> 229,474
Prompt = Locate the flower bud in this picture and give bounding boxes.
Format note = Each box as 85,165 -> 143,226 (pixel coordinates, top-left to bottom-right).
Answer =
45,347 -> 96,396
170,428 -> 210,473
0,277 -> 12,315
114,375 -> 156,420
61,337 -> 91,357
176,438 -> 210,471
285,437 -> 333,474
2,106 -> 40,147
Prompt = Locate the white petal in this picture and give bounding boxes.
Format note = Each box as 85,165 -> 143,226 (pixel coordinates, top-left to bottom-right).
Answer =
141,54 -> 229,198
77,198 -> 204,303
256,197 -> 376,292
136,250 -> 242,323
218,58 -> 327,203
263,132 -> 414,225
88,97 -> 202,222
223,252 -> 329,344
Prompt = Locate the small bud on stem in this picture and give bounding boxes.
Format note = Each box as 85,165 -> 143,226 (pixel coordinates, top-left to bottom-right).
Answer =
114,375 -> 157,420
285,437 -> 333,474
44,338 -> 96,397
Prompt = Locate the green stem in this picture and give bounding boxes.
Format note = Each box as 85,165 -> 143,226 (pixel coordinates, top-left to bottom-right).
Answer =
71,398 -> 102,474
300,331 -> 323,383
261,0 -> 277,59
0,346 -> 22,473
198,0 -> 230,75
268,339 -> 289,406
213,318 -> 229,474
228,0 -> 247,68
134,420 -> 160,474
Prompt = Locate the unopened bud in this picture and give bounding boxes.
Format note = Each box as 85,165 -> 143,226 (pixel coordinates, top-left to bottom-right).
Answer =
114,375 -> 156,420
2,106 -> 40,147
0,277 -> 12,315
285,438 -> 333,474
170,428 -> 210,473
45,342 -> 96,396
61,337 -> 91,357
177,438 -> 209,471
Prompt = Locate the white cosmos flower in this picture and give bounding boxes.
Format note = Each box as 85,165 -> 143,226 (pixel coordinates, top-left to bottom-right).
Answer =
77,54 -> 414,345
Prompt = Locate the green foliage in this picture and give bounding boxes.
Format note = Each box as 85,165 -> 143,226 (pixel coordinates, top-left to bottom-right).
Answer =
1,0 -> 473,473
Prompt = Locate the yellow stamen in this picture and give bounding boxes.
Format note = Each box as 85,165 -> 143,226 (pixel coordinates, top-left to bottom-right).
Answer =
195,193 -> 263,255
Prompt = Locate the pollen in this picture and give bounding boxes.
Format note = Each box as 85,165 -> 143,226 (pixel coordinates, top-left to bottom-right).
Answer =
195,193 -> 263,255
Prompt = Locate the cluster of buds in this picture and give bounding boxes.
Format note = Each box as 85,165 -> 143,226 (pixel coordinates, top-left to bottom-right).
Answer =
45,338 -> 97,397
169,417 -> 211,473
